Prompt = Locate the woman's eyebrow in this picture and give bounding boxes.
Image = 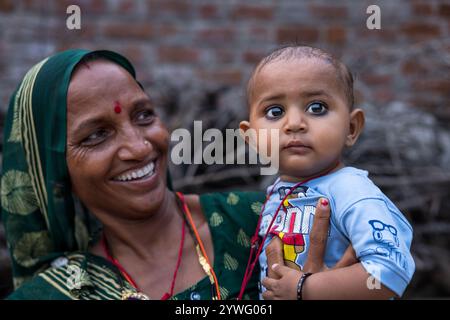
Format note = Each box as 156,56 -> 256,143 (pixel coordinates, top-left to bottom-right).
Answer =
72,118 -> 105,134
129,97 -> 153,111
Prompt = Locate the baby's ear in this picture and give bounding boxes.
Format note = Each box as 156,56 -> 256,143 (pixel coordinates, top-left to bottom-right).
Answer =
239,120 -> 251,144
346,108 -> 365,147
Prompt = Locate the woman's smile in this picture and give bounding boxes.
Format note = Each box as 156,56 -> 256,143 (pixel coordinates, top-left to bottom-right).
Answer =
111,158 -> 160,190
113,159 -> 156,182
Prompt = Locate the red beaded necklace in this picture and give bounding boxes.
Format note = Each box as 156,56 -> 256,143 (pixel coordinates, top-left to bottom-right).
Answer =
101,216 -> 186,300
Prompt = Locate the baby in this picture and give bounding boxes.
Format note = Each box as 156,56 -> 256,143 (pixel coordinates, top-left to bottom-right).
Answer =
239,45 -> 415,299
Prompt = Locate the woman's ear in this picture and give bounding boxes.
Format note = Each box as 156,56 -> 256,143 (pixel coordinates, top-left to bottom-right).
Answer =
346,108 -> 365,147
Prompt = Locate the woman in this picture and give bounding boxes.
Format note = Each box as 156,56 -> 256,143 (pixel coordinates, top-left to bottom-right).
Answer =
1,49 -> 351,300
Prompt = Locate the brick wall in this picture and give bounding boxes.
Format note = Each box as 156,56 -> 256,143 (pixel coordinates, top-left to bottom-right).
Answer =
0,0 -> 449,121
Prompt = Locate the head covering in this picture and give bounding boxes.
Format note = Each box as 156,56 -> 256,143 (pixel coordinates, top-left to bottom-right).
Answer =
1,49 -> 138,288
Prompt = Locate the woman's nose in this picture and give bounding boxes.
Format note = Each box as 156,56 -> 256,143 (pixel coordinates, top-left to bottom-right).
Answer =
283,108 -> 307,133
117,128 -> 152,161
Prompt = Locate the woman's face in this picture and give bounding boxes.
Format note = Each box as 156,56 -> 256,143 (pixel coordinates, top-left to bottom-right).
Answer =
66,60 -> 170,220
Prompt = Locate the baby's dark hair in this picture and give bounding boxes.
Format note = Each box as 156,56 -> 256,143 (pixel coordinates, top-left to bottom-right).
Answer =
247,45 -> 355,109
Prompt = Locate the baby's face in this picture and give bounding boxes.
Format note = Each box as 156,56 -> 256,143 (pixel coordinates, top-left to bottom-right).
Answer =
242,58 -> 360,180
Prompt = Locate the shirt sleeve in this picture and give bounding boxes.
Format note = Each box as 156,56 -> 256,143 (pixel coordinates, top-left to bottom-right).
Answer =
339,198 -> 415,297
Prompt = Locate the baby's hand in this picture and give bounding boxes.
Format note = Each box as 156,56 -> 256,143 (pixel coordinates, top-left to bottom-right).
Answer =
261,263 -> 302,300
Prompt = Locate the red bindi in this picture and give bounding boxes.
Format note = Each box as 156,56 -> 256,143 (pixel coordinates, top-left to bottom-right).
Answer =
114,101 -> 122,114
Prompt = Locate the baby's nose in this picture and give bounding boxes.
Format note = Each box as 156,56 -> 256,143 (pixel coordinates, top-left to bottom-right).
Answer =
284,109 -> 307,132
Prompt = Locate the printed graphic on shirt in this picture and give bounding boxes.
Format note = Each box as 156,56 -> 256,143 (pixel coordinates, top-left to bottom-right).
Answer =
360,220 -> 408,271
268,186 -> 316,270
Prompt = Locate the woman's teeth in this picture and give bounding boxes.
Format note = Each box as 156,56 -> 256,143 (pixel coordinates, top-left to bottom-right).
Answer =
114,161 -> 155,182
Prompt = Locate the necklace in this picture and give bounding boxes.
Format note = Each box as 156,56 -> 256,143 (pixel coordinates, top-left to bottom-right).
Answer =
101,215 -> 186,300
176,192 -> 221,300
101,192 -> 220,300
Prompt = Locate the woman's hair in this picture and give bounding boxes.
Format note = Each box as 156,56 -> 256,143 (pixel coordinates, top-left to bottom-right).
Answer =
247,45 -> 355,109
73,52 -> 110,72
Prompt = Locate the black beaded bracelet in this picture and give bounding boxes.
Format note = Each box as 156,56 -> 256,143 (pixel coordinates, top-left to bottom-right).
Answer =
297,272 -> 313,300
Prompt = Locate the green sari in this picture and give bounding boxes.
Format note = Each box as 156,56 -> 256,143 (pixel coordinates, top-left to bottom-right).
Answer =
1,49 -> 264,299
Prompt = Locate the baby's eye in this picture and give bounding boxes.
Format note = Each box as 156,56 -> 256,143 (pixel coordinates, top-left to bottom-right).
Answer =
265,105 -> 285,120
306,102 -> 328,115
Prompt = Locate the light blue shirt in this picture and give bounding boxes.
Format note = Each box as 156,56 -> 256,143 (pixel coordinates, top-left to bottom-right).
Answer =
259,167 -> 415,297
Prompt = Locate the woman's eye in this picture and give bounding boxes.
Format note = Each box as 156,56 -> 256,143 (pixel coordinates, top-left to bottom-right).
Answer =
265,105 -> 284,119
136,109 -> 155,124
306,102 -> 328,115
82,129 -> 109,146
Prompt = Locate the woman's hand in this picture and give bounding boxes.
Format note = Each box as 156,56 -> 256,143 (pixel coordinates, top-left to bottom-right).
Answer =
262,198 -> 358,300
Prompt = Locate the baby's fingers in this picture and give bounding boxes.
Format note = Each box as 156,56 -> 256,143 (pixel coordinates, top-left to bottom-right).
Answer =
261,276 -> 277,291
262,290 -> 276,300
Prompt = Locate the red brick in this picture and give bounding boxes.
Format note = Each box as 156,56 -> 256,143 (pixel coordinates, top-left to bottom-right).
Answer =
413,80 -> 450,94
401,60 -> 427,75
243,51 -> 265,64
231,5 -> 274,20
199,4 -> 218,19
23,0 -> 54,13
116,0 -> 137,13
401,23 -> 441,40
412,3 -> 433,15
249,27 -> 271,41
197,28 -> 234,44
277,26 -> 319,44
357,28 -> 397,41
159,46 -> 199,63
148,0 -> 191,17
361,74 -> 393,86
158,24 -> 178,37
53,21 -> 96,40
374,88 -> 395,103
216,49 -> 234,64
439,4 -> 450,17
326,26 -> 347,44
103,23 -> 153,39
55,0 -> 107,15
119,46 -> 145,65
309,5 -> 348,19
0,0 -> 14,12
199,70 -> 242,86
56,41 -> 96,53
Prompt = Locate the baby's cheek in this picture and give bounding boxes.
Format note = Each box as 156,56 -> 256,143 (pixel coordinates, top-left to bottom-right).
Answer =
318,134 -> 346,160
261,129 -> 282,156
256,137 -> 278,161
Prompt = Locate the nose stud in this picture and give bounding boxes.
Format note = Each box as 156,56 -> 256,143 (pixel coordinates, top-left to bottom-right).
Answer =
143,140 -> 149,145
